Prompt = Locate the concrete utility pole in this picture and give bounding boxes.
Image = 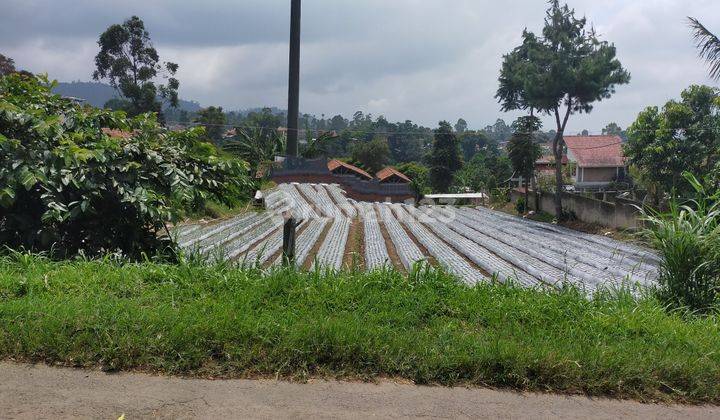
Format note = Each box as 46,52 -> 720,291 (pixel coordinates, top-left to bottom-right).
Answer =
286,0 -> 301,157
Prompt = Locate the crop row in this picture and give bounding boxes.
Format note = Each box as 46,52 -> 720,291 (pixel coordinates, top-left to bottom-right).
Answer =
389,204 -> 485,284
312,217 -> 351,270
357,202 -> 390,269
171,183 -> 659,291
374,203 -> 425,270
465,207 -> 657,285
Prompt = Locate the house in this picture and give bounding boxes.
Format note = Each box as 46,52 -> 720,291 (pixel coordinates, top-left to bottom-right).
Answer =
327,159 -> 373,181
535,153 -> 568,175
564,135 -> 627,189
376,167 -> 411,184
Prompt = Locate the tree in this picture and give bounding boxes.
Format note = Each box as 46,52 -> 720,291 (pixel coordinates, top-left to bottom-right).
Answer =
93,16 -> 179,120
625,85 -> 720,199
300,131 -> 334,159
459,131 -> 490,161
429,121 -> 463,193
329,114 -> 348,131
0,53 -> 32,78
689,17 -> 720,80
452,153 -> 491,193
351,136 -> 390,174
0,74 -> 251,258
507,116 -> 543,211
482,119 -> 513,144
397,162 -> 430,201
0,54 -> 16,76
497,1 -> 630,218
195,106 -> 226,144
224,127 -> 286,174
454,118 -> 468,133
602,122 -> 626,140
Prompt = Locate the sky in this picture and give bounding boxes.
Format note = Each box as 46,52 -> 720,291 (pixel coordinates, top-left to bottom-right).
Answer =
2,0 -> 720,133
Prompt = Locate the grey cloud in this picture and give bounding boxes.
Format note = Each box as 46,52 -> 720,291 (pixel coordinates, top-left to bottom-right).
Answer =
2,0 -> 720,131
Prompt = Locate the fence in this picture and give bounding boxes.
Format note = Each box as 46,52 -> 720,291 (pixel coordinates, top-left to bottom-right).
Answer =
511,189 -> 643,230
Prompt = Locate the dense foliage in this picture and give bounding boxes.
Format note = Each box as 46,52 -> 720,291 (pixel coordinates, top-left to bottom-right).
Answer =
429,121 -> 463,193
625,85 -> 720,199
194,106 -> 227,144
350,136 -> 391,174
0,74 -> 251,258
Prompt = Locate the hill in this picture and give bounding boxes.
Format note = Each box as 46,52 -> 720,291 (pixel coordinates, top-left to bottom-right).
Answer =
53,81 -> 202,112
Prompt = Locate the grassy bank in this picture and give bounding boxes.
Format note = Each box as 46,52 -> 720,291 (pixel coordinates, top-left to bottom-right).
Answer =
1,255 -> 719,403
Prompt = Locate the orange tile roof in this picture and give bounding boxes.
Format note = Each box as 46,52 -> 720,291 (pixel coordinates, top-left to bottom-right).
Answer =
101,128 -> 135,139
327,159 -> 373,180
536,154 -> 568,165
376,167 -> 410,183
564,135 -> 625,168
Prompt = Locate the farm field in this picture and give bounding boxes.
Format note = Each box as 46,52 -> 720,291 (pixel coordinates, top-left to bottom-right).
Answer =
175,183 -> 660,291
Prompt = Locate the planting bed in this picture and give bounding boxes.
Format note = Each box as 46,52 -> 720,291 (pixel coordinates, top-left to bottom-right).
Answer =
174,183 -> 660,289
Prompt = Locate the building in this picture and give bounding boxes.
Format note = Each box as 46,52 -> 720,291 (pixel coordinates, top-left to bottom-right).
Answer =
535,153 -> 568,175
327,159 -> 373,181
564,135 -> 627,189
375,167 -> 411,184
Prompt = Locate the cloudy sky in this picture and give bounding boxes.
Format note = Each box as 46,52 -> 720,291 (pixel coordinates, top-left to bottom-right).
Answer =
2,0 -> 719,132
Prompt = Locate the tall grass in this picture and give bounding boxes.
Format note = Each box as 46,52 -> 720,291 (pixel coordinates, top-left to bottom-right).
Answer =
1,253 -> 719,403
639,173 -> 720,314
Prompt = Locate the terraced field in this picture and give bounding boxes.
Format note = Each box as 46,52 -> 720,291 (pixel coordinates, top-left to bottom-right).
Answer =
174,183 -> 659,290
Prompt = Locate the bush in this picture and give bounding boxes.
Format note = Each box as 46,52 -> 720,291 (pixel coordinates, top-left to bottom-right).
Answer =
0,74 -> 253,258
515,197 -> 527,214
640,173 -> 720,314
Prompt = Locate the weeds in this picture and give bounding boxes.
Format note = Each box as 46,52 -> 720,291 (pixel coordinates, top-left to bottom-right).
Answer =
0,253 -> 719,403
639,173 -> 720,314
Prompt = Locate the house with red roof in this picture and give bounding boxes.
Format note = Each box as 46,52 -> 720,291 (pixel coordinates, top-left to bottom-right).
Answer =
564,135 -> 627,188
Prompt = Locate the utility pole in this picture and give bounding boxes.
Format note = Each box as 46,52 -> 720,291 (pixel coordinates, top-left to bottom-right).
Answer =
286,0 -> 301,157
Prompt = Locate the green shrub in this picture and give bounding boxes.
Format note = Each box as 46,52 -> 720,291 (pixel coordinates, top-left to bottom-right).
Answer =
640,173 -> 720,314
0,74 -> 253,258
515,196 -> 527,214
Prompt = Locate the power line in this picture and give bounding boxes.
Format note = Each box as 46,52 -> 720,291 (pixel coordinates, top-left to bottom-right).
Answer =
164,120 -> 720,138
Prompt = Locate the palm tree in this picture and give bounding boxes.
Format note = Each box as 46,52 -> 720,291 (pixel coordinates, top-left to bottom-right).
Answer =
223,127 -> 286,173
689,17 -> 720,80
299,131 -> 334,159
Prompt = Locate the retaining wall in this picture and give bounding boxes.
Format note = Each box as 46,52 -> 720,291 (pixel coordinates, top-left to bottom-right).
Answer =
511,190 -> 642,230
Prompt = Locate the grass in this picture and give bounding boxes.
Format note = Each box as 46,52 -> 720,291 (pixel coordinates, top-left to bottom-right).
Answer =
1,254 -> 719,403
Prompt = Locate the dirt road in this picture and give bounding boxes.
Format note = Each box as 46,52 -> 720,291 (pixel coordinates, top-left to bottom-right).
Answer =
0,362 -> 717,419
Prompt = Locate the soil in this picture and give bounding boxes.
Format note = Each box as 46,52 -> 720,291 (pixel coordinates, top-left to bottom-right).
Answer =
2,361 -> 717,419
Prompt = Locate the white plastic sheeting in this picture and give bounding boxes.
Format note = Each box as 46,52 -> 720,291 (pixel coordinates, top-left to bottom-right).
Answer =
279,183 -> 319,219
312,217 -> 351,270
321,184 -> 357,218
272,218 -> 329,267
298,183 -> 341,218
375,203 -> 426,270
176,213 -> 256,249
174,183 -> 658,291
390,204 -> 485,285
357,202 -> 390,269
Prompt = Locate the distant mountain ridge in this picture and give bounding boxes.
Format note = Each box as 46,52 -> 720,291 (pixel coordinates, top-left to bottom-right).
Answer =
53,81 -> 202,112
